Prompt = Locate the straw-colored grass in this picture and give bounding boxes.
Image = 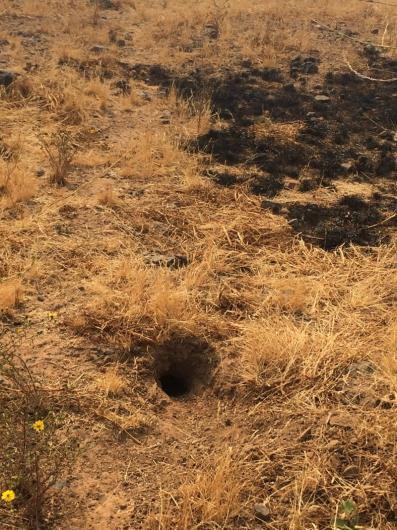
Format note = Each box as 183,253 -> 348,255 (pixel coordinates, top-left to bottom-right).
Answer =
1,0 -> 397,528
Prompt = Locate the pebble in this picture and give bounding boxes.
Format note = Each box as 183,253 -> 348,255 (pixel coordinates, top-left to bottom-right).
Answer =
314,94 -> 331,102
90,45 -> 107,53
340,161 -> 353,172
254,503 -> 270,521
159,111 -> 171,124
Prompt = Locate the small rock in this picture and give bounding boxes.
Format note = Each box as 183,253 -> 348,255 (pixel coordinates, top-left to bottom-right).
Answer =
371,28 -> 379,35
290,56 -> 319,77
36,168 -> 45,177
314,94 -> 331,102
0,39 -> 9,47
90,45 -> 107,54
95,0 -> 117,8
144,253 -> 188,269
117,39 -> 126,47
340,161 -> 353,173
138,90 -> 151,101
53,480 -> 68,490
328,413 -> 354,428
159,111 -> 171,124
254,503 -> 270,521
0,70 -> 17,87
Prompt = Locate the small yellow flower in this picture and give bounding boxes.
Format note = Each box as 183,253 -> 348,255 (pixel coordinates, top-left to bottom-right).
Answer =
32,420 -> 45,432
1,490 -> 16,503
47,312 -> 58,320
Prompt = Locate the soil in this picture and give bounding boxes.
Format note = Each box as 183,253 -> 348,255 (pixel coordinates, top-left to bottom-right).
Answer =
126,56 -> 397,249
1,2 -> 397,530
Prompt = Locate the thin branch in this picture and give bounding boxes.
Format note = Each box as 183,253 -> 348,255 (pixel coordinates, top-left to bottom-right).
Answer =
381,20 -> 389,47
366,212 -> 397,228
345,57 -> 397,82
359,0 -> 397,7
311,18 -> 391,47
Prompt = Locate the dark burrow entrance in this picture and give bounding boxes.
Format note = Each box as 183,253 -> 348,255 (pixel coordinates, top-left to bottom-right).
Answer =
153,335 -> 215,399
159,371 -> 190,397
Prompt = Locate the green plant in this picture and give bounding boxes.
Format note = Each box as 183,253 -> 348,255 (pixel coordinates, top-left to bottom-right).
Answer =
0,333 -> 76,528
334,500 -> 359,530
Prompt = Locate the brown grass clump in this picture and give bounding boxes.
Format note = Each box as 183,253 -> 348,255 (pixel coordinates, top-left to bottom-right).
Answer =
40,131 -> 77,186
94,365 -> 126,397
0,160 -> 37,207
0,280 -> 23,312
145,449 -> 247,530
80,256 -> 201,348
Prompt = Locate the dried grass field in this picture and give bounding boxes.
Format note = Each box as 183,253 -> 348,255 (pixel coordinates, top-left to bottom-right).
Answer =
1,0 -> 397,528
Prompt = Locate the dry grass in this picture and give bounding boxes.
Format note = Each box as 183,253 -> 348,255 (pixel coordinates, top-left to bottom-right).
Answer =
0,279 -> 23,311
145,449 -> 247,530
1,0 -> 397,528
0,161 -> 37,208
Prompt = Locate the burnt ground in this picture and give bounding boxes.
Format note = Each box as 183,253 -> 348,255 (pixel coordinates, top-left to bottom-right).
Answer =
116,52 -> 397,250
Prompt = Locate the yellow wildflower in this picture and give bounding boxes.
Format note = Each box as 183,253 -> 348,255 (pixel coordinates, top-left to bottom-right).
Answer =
47,312 -> 58,320
32,420 -> 45,432
1,490 -> 15,503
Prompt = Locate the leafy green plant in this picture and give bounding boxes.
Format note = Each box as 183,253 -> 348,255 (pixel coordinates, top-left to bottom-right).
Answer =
334,500 -> 359,530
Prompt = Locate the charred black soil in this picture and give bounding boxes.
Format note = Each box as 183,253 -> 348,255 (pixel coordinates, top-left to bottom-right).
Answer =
169,53 -> 397,249
63,48 -> 394,251
60,52 -> 397,249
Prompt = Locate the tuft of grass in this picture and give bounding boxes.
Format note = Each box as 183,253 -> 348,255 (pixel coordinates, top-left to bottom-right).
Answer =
39,131 -> 77,186
145,448 -> 247,530
94,365 -> 126,397
0,279 -> 23,313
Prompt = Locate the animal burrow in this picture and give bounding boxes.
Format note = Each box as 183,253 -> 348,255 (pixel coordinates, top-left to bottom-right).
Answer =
153,336 -> 215,399
159,371 -> 190,397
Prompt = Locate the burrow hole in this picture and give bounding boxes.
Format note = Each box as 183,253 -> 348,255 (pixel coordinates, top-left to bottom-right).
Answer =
159,370 -> 191,397
154,336 -> 215,399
